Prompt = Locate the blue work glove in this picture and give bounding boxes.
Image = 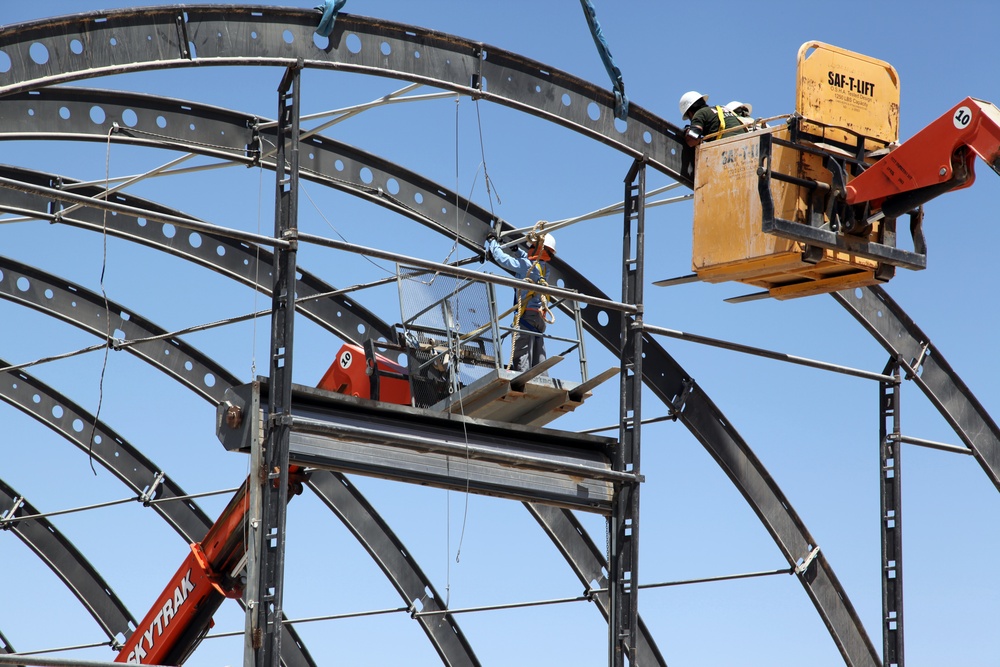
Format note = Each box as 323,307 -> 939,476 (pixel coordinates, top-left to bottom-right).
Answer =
481,232 -> 497,263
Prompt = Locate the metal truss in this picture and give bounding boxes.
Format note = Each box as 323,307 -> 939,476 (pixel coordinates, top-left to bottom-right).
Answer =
834,286 -> 1000,488
0,170 -> 670,666
0,6 -> 690,186
0,259 -> 480,666
6,7 -> 994,666
0,478 -> 136,645
0,83 -> 877,662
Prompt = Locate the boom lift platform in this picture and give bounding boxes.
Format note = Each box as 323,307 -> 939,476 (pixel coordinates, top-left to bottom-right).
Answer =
317,265 -> 616,427
676,41 -> 1000,300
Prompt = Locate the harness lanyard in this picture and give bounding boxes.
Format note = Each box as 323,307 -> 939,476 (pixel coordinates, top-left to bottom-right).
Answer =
508,260 -> 552,367
713,105 -> 733,140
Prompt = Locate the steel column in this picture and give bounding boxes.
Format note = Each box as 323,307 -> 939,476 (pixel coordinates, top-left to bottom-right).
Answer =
880,360 -> 904,667
610,160 -> 645,667
247,63 -> 302,667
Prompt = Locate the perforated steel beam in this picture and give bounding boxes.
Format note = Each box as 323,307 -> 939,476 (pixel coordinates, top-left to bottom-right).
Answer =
0,163 -> 395,348
0,261 -> 479,666
0,7 -> 691,186
835,285 -> 1000,489
0,478 -> 136,644
0,356 -> 213,543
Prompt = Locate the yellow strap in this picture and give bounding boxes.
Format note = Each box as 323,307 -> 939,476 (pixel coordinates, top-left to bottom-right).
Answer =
709,105 -> 734,140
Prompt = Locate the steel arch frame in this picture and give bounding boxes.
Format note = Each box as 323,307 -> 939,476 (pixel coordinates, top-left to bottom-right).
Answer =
0,360 -> 316,667
0,6 -> 691,186
0,257 -> 481,666
0,8 -> 898,665
0,477 -> 136,645
0,88 -> 876,664
834,286 -> 1000,486
0,172 -> 671,665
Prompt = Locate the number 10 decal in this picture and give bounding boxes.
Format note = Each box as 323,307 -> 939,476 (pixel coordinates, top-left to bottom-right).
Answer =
954,106 -> 973,129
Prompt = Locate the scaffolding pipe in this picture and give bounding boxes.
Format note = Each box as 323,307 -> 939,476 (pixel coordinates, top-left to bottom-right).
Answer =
642,322 -> 895,382
297,230 -> 638,313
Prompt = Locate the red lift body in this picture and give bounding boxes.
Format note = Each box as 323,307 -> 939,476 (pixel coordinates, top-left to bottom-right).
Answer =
847,97 -> 1000,215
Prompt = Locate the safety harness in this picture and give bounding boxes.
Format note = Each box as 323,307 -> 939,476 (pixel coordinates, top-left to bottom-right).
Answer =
709,105 -> 746,141
507,225 -> 556,367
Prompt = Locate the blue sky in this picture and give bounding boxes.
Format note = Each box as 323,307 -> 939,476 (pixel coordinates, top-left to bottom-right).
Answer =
1,2 -> 999,666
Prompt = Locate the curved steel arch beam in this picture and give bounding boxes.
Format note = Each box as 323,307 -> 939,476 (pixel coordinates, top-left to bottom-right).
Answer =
0,86 -> 487,255
0,477 -> 136,644
0,359 -> 318,667
0,164 -> 397,348
0,354 -> 213,543
0,259 -> 480,667
835,286 -> 1000,487
0,7 -> 691,186
0,254 -> 235,404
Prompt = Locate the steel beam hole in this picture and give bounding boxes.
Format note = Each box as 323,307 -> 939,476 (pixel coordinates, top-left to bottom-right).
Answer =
29,42 -> 49,65
346,33 -> 362,54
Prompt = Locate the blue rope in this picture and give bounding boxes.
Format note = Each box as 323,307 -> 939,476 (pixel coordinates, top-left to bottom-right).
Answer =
315,0 -> 347,38
579,0 -> 628,120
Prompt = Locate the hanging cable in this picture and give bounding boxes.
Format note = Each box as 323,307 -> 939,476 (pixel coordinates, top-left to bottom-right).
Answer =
299,180 -> 396,276
84,125 -> 119,476
474,99 -> 501,215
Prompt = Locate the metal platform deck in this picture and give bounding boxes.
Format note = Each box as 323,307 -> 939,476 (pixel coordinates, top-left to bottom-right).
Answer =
430,357 -> 619,428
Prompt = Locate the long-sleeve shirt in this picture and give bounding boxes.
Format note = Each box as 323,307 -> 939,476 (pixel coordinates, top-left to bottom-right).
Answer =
484,238 -> 547,311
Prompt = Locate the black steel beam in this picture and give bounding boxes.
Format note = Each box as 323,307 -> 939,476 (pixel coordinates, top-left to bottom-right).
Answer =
0,479 -> 136,644
835,285 -> 1000,490
879,361 -> 904,667
218,381 -> 620,513
0,7 -> 690,187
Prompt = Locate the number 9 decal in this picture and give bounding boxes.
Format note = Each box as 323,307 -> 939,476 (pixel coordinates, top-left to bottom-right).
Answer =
954,106 -> 973,129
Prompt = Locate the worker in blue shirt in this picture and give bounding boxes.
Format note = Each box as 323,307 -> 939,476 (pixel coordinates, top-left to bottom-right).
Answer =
483,228 -> 557,372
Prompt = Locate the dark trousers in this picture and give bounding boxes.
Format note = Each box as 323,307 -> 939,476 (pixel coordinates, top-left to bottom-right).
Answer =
512,309 -> 547,374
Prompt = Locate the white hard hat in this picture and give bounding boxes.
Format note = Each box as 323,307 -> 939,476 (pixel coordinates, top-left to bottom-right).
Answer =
679,91 -> 708,120
724,100 -> 752,115
541,233 -> 556,254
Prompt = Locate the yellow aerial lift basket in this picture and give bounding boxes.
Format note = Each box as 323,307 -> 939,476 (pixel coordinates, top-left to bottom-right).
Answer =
690,41 -> 918,299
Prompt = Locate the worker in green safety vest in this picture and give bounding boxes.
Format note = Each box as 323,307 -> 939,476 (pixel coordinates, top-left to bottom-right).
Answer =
679,91 -> 747,146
